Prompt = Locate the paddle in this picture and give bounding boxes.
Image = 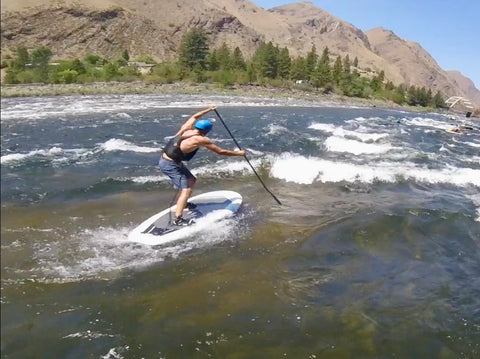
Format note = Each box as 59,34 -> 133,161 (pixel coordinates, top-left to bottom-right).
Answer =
214,109 -> 282,205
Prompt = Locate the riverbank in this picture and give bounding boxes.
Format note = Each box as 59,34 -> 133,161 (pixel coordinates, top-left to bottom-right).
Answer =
1,81 -> 414,110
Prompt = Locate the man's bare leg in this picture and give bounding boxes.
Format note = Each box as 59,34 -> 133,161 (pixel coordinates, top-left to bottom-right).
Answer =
175,188 -> 192,218
175,177 -> 196,218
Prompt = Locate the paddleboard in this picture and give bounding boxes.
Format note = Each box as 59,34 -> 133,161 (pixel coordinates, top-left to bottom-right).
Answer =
128,190 -> 242,246
447,128 -> 461,133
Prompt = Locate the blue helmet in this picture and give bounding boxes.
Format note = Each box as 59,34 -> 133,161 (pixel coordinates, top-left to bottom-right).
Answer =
194,119 -> 213,133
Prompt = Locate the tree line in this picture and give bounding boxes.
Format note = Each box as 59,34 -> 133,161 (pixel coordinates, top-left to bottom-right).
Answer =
2,28 -> 446,108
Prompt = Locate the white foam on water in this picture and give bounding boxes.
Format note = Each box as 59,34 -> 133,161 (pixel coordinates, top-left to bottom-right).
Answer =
130,175 -> 168,184
101,138 -> 159,153
324,136 -> 394,155
113,112 -> 132,119
330,125 -> 390,142
309,121 -> 391,155
1,93 -> 340,122
117,155 -> 262,184
1,138 -> 162,167
34,215 -> 242,282
266,123 -> 290,135
0,146 -> 95,165
308,122 -> 337,133
406,116 -> 453,131
100,346 -> 129,359
461,140 -> 480,148
270,153 -> 480,187
193,158 -> 255,177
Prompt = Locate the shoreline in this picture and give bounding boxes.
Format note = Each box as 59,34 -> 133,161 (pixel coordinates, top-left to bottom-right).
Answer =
0,81 -> 437,113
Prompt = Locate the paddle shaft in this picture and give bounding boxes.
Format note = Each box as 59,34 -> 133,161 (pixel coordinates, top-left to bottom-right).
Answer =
214,109 -> 282,205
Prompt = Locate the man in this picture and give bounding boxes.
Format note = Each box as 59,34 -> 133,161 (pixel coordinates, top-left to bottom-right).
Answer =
159,105 -> 245,225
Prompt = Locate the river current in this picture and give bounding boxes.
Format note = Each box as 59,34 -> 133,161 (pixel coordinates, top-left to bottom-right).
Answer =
1,93 -> 479,358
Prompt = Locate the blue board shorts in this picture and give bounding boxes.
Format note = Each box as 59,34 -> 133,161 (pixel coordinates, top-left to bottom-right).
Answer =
159,157 -> 195,190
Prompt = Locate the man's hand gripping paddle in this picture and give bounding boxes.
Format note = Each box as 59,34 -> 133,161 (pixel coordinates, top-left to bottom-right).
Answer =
214,109 -> 282,205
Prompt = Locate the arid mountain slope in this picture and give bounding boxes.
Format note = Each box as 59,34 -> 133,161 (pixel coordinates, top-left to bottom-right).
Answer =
1,0 -> 478,107
365,27 -> 473,101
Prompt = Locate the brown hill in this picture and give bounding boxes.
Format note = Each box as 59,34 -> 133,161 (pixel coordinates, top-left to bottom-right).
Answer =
365,27 -> 478,106
1,0 -> 479,107
446,71 -> 480,109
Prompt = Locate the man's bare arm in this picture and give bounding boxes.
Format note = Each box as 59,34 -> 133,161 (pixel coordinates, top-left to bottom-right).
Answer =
175,105 -> 217,136
205,142 -> 245,156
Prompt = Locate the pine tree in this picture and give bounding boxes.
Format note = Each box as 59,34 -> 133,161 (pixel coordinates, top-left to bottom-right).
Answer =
253,41 -> 278,79
353,57 -> 359,68
291,57 -> 307,81
217,43 -> 232,70
433,91 -> 445,108
312,48 -> 332,89
277,47 -> 291,79
12,46 -> 30,70
333,55 -> 342,85
31,46 -> 53,82
232,47 -> 246,70
343,54 -> 351,75
208,49 -> 219,71
407,85 -> 418,106
305,45 -> 317,80
179,28 -> 209,71
319,46 -> 330,67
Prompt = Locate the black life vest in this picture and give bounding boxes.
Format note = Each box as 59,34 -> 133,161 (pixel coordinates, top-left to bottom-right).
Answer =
163,135 -> 198,162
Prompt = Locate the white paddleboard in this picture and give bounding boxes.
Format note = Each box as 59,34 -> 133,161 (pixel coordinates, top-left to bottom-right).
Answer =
128,190 -> 243,246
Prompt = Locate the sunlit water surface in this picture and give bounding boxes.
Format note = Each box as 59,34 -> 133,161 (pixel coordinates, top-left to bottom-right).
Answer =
1,94 -> 479,358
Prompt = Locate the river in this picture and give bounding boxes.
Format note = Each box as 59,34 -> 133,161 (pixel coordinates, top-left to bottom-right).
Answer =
1,93 -> 479,358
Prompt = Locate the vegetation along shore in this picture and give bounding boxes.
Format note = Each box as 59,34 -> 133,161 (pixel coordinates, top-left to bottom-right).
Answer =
0,81 -> 433,112
3,28 -> 476,115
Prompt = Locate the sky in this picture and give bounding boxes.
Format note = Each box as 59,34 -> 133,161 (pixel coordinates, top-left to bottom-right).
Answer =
255,0 -> 480,89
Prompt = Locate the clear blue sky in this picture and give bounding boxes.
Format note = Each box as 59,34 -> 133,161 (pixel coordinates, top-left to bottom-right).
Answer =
255,0 -> 480,89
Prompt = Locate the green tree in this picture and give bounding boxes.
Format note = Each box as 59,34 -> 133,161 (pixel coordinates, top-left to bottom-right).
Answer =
208,49 -> 219,71
353,56 -> 359,68
277,47 -> 291,79
319,46 -> 330,67
433,91 -> 445,108
246,62 -> 256,84
71,59 -> 86,75
57,69 -> 79,84
311,50 -> 332,89
333,55 -> 342,85
291,57 -> 307,81
30,46 -> 53,82
252,41 -> 278,79
12,46 -> 30,70
122,49 -> 130,61
31,46 -> 52,68
417,86 -> 430,107
343,54 -> 351,76
216,43 -> 232,70
231,47 -> 246,70
103,62 -> 119,80
305,45 -> 317,80
370,74 -> 382,92
84,54 -> 104,65
385,80 -> 395,91
391,85 -> 406,105
407,85 -> 418,106
179,28 -> 209,71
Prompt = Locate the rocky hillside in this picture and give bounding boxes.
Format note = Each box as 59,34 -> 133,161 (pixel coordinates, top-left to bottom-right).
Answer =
365,27 -> 478,107
1,0 -> 479,107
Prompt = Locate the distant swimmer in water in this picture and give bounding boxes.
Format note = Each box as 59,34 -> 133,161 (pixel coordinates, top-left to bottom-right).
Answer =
448,123 -> 475,133
159,105 -> 245,226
